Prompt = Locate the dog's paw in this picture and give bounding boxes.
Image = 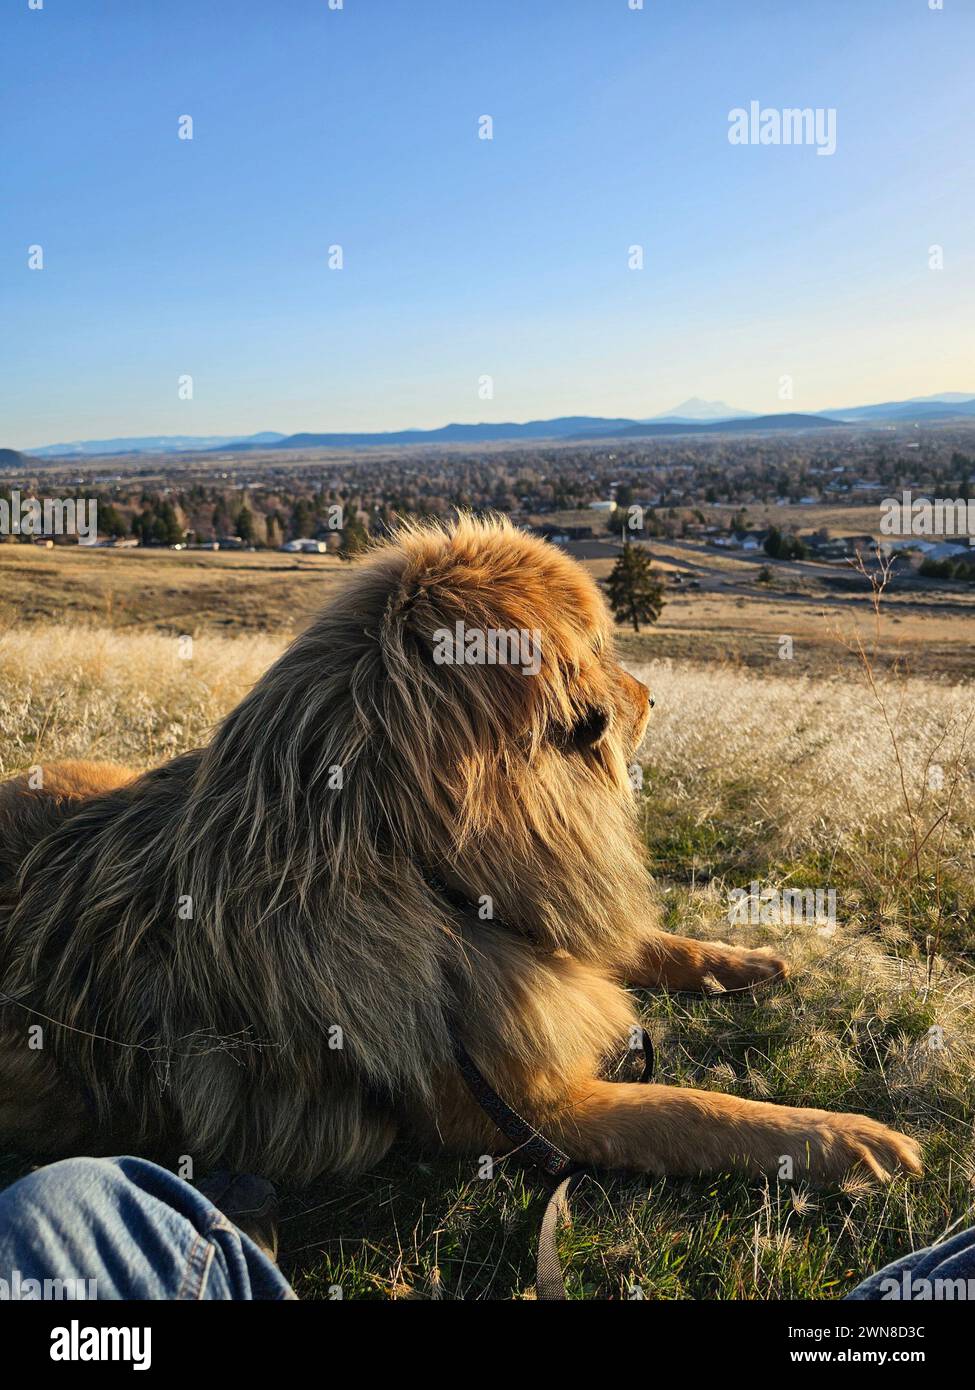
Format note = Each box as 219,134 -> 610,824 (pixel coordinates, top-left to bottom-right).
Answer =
701,943 -> 791,992
799,1111 -> 923,1184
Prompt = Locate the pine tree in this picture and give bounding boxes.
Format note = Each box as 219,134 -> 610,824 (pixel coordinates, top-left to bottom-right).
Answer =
605,543 -> 665,634
339,513 -> 370,561
235,506 -> 255,543
158,501 -> 184,545
98,503 -> 127,538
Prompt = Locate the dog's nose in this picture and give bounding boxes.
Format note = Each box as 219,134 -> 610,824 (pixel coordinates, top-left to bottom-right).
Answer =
648,694 -> 655,710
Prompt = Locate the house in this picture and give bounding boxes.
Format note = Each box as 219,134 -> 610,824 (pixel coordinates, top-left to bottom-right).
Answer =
879,539 -> 938,556
924,541 -> 971,562
715,529 -> 769,551
531,524 -> 594,543
806,533 -> 876,559
280,538 -> 329,554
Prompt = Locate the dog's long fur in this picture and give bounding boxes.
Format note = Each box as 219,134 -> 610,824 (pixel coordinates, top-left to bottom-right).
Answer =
0,517 -> 921,1185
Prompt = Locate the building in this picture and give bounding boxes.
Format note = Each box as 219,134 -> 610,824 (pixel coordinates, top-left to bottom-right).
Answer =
531,524 -> 595,543
280,538 -> 329,554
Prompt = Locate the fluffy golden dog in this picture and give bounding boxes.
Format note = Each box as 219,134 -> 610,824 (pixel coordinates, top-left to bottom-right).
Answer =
0,517 -> 920,1185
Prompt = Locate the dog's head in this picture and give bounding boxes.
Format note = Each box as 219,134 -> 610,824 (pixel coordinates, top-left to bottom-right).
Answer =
215,513 -> 654,855
198,514 -> 659,985
349,515 -> 652,806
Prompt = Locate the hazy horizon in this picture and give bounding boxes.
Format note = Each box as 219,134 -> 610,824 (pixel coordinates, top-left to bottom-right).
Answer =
16,388 -> 975,457
4,0 -> 973,450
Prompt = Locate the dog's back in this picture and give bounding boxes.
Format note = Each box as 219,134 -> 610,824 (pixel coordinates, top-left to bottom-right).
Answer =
0,762 -> 138,888
0,763 -> 138,1156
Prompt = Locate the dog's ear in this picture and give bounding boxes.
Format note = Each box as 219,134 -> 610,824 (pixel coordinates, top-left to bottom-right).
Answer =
563,704 -> 610,751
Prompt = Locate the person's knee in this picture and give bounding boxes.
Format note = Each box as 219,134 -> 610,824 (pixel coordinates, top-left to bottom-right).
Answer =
16,1156 -> 123,1193
0,1157 -> 136,1222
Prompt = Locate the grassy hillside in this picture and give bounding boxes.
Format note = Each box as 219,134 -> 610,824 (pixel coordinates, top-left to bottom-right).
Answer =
0,544 -> 346,633
1,621 -> 972,1297
4,538 -> 974,676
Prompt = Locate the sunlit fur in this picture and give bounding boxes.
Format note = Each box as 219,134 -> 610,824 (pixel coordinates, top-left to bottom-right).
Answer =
0,519 -> 651,1176
0,516 -> 921,1186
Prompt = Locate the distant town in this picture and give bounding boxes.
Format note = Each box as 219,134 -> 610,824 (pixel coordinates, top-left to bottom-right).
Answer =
3,418 -> 975,582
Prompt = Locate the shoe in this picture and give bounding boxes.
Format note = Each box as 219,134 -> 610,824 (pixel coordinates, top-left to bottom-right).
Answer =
197,1171 -> 280,1263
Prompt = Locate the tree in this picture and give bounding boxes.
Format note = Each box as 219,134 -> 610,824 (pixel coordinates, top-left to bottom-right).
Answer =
605,542 -> 665,634
235,506 -> 255,544
157,500 -> 184,546
97,503 -> 127,539
764,526 -> 807,561
291,498 -> 316,539
339,513 -> 370,561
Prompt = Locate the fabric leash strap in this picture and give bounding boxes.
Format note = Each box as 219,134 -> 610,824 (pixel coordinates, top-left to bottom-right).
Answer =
536,1172 -> 580,1301
449,1027 -> 576,1178
432,876 -> 656,1297
449,1021 -> 655,1299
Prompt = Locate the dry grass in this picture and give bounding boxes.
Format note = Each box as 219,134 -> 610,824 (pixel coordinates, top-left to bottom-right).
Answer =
5,540 -> 975,677
1,623 -> 974,1297
0,625 -> 284,771
0,543 -> 345,634
633,659 -> 974,855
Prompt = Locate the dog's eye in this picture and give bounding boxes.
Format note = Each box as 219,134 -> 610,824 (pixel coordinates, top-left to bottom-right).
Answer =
567,705 -> 609,750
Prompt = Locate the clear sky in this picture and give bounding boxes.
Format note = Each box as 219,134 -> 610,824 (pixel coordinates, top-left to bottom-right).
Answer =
2,0 -> 973,449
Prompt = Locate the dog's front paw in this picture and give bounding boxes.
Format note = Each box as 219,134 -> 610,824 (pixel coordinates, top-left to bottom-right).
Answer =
800,1111 -> 923,1184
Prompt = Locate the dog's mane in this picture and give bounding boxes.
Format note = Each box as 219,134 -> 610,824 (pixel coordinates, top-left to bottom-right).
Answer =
0,516 -> 656,1178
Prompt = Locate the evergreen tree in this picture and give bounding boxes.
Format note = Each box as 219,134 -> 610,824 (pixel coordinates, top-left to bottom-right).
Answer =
339,513 -> 370,561
157,500 -> 184,545
98,503 -> 127,538
291,498 -> 316,539
764,526 -> 806,561
235,506 -> 255,543
605,543 -> 665,634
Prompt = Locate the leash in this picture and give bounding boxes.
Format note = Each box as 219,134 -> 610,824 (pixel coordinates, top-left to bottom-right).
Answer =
427,872 -> 656,1297
449,1022 -> 655,1300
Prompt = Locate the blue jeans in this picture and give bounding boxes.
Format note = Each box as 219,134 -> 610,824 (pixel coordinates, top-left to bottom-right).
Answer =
845,1225 -> 975,1300
0,1156 -> 294,1300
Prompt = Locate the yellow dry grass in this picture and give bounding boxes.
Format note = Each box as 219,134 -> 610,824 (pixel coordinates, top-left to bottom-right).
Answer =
1,621 -> 974,1297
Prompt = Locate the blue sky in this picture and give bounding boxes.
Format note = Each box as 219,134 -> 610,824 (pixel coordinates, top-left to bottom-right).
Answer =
2,0 -> 973,448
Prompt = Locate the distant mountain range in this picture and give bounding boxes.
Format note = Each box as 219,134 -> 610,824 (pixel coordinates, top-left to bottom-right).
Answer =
28,432 -> 286,459
581,412 -> 843,440
14,393 -> 975,458
815,394 -> 975,423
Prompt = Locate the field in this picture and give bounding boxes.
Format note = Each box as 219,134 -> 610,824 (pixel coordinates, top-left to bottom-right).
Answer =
0,542 -> 348,634
1,540 -> 974,1298
5,515 -> 975,678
